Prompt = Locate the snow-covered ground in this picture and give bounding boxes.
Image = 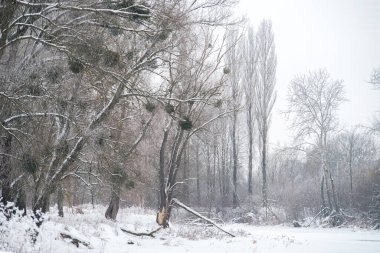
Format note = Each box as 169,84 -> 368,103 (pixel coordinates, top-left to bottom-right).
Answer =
1,205 -> 379,253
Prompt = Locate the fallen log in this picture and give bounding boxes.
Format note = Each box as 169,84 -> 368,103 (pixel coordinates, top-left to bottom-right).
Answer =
120,227 -> 162,238
305,207 -> 328,227
60,233 -> 90,248
171,198 -> 236,237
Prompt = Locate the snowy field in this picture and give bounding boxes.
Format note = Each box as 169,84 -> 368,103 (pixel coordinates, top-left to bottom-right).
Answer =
1,205 -> 379,253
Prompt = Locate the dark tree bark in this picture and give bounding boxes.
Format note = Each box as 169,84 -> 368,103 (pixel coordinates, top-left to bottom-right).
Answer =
105,105 -> 125,220
41,194 -> 50,213
0,135 -> 12,207
157,121 -> 171,227
0,0 -> 17,59
15,184 -> 26,216
157,122 -> 191,227
0,87 -> 13,208
105,188 -> 121,220
57,185 -> 64,217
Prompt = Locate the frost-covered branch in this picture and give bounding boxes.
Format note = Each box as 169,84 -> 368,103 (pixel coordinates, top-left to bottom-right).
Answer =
4,113 -> 69,125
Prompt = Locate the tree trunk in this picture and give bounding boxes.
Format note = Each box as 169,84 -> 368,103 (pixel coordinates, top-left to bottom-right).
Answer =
90,165 -> 95,208
157,125 -> 189,227
157,122 -> 170,227
329,171 -> 339,211
213,138 -> 217,189
320,133 -> 332,211
212,136 -> 217,207
321,175 -> 326,209
30,189 -> 52,226
196,144 -> 201,206
261,126 -> 268,207
183,145 -> 189,204
221,142 -> 228,200
324,168 -> 333,210
218,146 -> 223,197
206,146 -> 211,209
349,148 -> 353,206
16,185 -> 26,216
0,0 -> 16,59
105,166 -> 125,220
156,197 -> 170,228
232,112 -> 239,208
105,188 -> 120,220
57,185 -> 64,217
33,192 -> 51,215
42,194 -> 50,213
0,133 -> 12,207
247,105 -> 254,195
105,103 -> 129,220
15,184 -> 26,216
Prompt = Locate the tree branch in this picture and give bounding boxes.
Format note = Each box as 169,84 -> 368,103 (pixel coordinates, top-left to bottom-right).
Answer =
172,198 -> 235,237
120,227 -> 162,238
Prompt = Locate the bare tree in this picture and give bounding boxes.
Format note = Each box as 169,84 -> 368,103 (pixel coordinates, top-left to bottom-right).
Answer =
225,29 -> 242,208
104,104 -> 155,220
0,96 -> 13,209
0,0 -> 165,217
155,26 -> 233,227
336,128 -> 377,207
242,25 -> 257,195
0,0 -> 237,220
255,20 -> 277,208
287,69 -> 345,213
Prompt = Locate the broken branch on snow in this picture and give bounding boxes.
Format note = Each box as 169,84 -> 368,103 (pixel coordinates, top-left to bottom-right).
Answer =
120,227 -> 162,238
172,198 -> 236,237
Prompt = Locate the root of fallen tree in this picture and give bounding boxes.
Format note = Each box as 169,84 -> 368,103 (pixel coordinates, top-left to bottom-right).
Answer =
172,198 -> 236,237
120,227 -> 163,238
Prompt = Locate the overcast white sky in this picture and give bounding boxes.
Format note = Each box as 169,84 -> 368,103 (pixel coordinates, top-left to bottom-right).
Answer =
236,0 -> 380,145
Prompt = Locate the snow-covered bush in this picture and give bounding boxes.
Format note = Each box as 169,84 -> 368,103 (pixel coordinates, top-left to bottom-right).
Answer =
0,202 -> 41,253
